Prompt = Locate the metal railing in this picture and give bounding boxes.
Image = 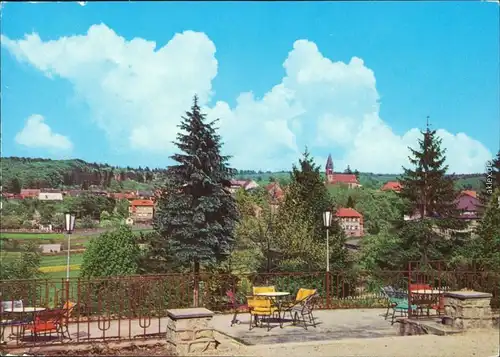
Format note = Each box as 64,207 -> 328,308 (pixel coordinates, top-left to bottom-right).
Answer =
0,269 -> 498,349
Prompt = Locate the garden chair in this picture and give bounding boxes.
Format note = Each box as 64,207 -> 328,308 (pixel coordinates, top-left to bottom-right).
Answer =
247,296 -> 278,331
252,286 -> 276,295
282,289 -> 318,330
381,287 -> 417,325
1,300 -> 31,341
24,308 -> 66,340
226,291 -> 248,326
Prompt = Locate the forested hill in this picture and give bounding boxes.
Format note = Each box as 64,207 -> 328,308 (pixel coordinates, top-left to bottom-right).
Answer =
0,157 -> 485,192
1,157 -> 167,191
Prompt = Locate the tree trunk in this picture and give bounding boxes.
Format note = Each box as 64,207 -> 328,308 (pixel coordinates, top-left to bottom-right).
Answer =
193,259 -> 200,308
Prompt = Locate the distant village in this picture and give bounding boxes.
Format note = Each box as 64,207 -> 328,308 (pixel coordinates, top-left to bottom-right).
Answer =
0,155 -> 482,239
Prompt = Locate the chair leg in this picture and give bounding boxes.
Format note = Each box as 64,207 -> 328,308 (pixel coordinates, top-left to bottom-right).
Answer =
391,309 -> 396,325
231,310 -> 238,326
309,312 -> 316,328
249,314 -> 253,331
385,304 -> 390,319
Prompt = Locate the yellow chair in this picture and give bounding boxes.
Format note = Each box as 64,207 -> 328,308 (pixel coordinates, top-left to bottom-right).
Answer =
252,286 -> 276,295
283,288 -> 318,330
247,296 -> 277,331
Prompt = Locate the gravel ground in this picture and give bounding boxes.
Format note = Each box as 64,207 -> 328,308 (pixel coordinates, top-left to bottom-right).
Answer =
206,329 -> 500,357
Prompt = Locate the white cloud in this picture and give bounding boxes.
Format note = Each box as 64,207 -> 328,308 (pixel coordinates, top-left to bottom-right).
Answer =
15,114 -> 73,151
1,25 -> 493,173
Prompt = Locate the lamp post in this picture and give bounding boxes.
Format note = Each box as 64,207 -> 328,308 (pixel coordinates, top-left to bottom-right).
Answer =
64,212 -> 76,281
322,210 -> 332,272
323,210 -> 332,308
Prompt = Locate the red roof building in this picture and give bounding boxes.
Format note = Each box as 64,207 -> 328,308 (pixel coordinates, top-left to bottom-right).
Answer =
381,181 -> 402,192
336,208 -> 364,237
265,182 -> 284,202
129,199 -> 155,221
325,155 -> 360,188
20,189 -> 41,199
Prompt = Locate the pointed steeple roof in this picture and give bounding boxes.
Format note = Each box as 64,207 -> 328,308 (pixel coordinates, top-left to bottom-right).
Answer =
326,154 -> 333,171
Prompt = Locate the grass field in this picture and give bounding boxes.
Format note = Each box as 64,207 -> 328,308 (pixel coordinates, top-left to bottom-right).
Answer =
39,253 -> 84,267
0,232 -> 65,240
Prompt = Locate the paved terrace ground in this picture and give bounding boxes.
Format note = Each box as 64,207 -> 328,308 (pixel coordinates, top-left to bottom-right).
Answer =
6,309 -> 499,356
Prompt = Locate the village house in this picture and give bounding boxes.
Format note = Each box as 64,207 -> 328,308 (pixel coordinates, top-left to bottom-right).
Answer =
229,179 -> 259,193
20,189 -> 41,199
336,207 -> 364,237
38,192 -> 63,201
381,181 -> 402,192
265,182 -> 284,203
456,190 -> 480,220
129,199 -> 155,221
325,155 -> 361,188
111,192 -> 137,201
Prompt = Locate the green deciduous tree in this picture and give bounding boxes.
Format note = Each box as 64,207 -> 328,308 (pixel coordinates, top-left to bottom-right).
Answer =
153,96 -> 239,276
275,148 -> 348,272
0,242 -> 41,280
80,226 -> 140,278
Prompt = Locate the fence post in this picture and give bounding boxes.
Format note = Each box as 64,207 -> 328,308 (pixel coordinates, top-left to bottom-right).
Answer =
408,262 -> 412,319
325,271 -> 331,309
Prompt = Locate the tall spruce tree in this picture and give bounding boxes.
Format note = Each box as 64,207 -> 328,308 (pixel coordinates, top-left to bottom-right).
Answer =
396,123 -> 465,267
153,96 -> 239,276
399,124 -> 462,226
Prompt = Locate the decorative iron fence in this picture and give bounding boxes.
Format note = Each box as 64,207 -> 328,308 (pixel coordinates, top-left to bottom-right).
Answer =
0,269 -> 498,349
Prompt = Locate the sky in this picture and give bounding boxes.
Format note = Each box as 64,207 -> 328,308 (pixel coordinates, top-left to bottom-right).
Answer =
1,1 -> 499,174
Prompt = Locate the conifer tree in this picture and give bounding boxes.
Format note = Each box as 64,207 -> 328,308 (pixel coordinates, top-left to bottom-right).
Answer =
346,196 -> 355,208
395,123 -> 466,267
399,124 -> 462,227
153,96 -> 239,276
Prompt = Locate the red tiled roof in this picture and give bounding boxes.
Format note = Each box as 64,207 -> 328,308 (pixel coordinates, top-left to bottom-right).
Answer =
131,199 -> 155,207
336,207 -> 363,218
329,174 -> 358,184
381,181 -> 402,191
461,190 -> 477,199
266,183 -> 284,200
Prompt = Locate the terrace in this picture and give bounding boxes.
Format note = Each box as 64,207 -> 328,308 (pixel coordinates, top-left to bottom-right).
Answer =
0,268 -> 498,354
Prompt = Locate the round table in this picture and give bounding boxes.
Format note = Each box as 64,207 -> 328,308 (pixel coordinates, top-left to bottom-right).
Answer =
412,289 -> 443,295
3,307 -> 46,313
1,307 -> 46,343
255,292 -> 290,328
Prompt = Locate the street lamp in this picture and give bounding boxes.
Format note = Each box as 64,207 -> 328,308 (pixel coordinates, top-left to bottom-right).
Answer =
64,212 -> 76,281
322,210 -> 333,272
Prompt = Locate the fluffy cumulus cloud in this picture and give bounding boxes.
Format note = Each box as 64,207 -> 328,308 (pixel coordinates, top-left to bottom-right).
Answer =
15,114 -> 73,151
1,25 -> 492,172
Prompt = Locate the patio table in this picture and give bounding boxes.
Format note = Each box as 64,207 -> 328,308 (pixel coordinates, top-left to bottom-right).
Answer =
411,290 -> 442,317
255,292 -> 290,328
1,307 -> 46,343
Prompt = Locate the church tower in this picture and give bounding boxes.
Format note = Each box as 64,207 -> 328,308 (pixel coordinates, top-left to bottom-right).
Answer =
325,154 -> 334,175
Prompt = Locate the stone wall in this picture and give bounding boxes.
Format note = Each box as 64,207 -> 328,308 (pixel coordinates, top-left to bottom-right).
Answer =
165,308 -> 218,355
444,291 -> 493,330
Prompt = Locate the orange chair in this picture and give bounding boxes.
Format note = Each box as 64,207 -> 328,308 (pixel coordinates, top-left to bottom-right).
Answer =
24,309 -> 65,340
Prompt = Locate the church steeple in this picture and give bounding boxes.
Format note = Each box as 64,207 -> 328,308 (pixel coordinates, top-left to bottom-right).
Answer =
326,154 -> 334,175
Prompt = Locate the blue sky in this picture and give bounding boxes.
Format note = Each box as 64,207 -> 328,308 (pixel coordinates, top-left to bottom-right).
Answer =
1,1 -> 499,173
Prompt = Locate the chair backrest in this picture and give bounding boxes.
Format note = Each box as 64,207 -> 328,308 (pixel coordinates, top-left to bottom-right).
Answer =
252,286 -> 275,295
62,301 -> 76,318
226,290 -> 237,305
34,308 -> 65,324
247,296 -> 272,310
295,288 -> 317,302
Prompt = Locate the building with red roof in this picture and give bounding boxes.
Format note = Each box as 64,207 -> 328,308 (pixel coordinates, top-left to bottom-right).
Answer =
129,199 -> 155,221
325,154 -> 360,188
381,181 -> 402,192
336,207 -> 364,237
